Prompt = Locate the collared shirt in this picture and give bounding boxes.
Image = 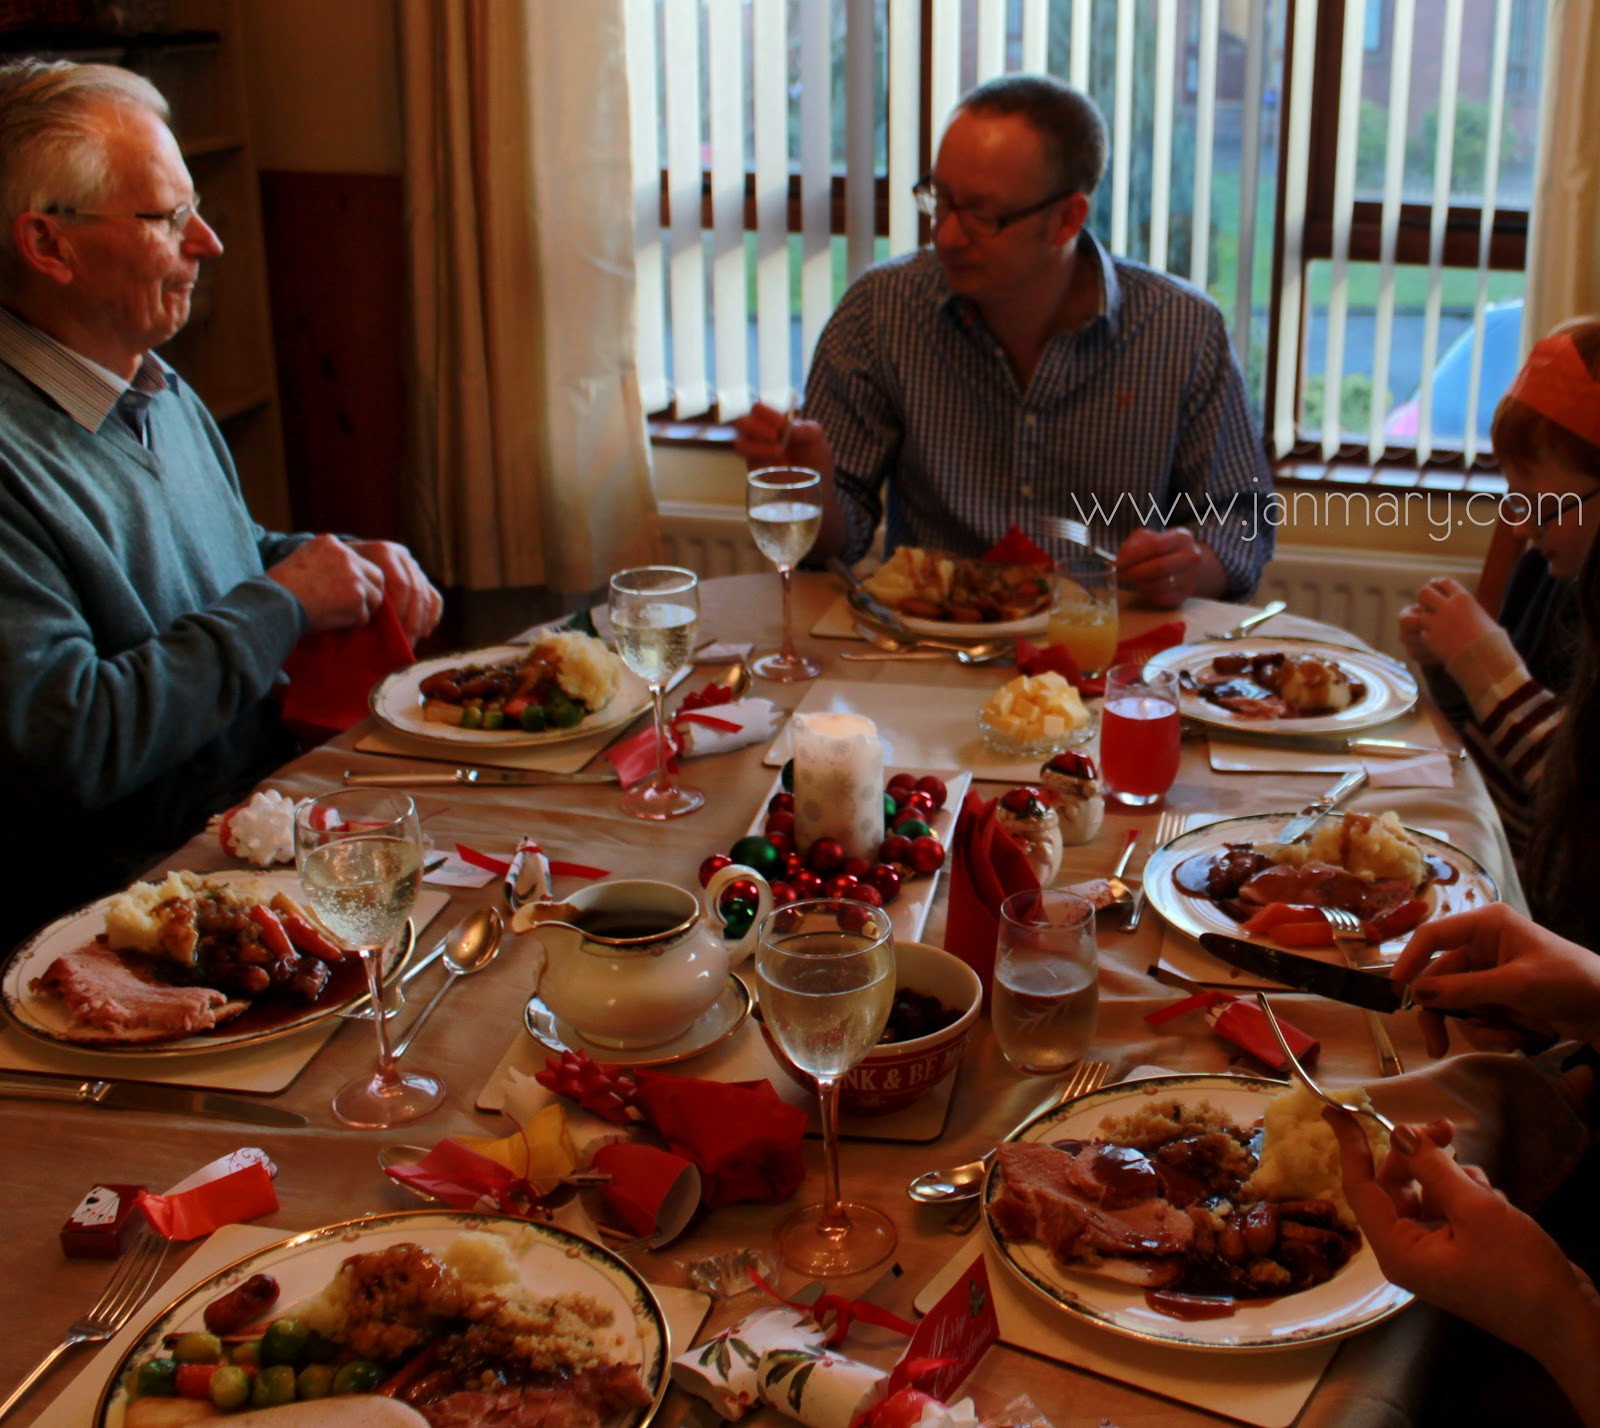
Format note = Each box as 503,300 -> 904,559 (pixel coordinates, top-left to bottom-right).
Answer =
0,304 -> 171,434
803,233 -> 1275,593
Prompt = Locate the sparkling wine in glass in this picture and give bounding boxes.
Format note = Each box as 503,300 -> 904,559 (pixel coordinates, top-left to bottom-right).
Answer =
747,466 -> 822,682
295,790 -> 443,1128
756,899 -> 897,1276
610,565 -> 704,820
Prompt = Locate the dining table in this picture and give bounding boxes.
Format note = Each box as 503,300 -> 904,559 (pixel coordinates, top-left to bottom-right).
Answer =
1,569 -> 1580,1428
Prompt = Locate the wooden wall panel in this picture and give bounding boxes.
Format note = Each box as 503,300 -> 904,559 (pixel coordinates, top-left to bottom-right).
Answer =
259,171 -> 406,540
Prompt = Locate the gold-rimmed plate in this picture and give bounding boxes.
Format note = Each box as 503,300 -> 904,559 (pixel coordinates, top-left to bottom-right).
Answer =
523,975 -> 752,1068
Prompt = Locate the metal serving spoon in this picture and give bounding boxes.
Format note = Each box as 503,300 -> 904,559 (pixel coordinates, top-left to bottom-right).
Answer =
391,907 -> 503,1058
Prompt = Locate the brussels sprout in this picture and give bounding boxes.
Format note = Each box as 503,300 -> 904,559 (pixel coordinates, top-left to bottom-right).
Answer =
296,1363 -> 336,1400
542,688 -> 582,729
251,1363 -> 297,1408
260,1318 -> 310,1366
173,1331 -> 223,1365
209,1365 -> 251,1411
332,1360 -> 384,1395
134,1358 -> 177,1398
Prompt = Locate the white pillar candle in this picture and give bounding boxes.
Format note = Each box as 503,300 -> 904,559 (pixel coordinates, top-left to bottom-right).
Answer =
791,711 -> 884,861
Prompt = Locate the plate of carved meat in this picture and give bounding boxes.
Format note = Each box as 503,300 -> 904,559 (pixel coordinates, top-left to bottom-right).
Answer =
97,1210 -> 667,1426
1141,812 -> 1498,962
982,1073 -> 1412,1349
1,870 -> 441,1057
1146,638 -> 1417,735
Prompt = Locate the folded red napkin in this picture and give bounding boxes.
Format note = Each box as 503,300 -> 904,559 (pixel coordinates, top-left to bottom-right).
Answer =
944,789 -> 1040,1000
1146,991 -> 1320,1073
633,1071 -> 807,1209
281,596 -> 414,732
1016,619 -> 1187,698
983,525 -> 1052,565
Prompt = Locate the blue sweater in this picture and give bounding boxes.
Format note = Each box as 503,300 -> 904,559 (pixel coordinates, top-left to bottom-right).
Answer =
0,359 -> 308,941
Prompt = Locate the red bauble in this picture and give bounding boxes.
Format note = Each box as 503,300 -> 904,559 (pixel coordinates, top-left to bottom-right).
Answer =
764,809 -> 796,838
767,790 -> 796,815
837,901 -> 874,933
792,869 -> 824,897
885,772 -> 918,795
867,863 -> 903,902
842,855 -> 872,880
852,884 -> 884,908
764,828 -> 794,856
823,873 -> 862,898
909,835 -> 946,874
806,837 -> 847,874
769,880 -> 800,906
781,850 -> 805,879
913,775 -> 949,811
697,852 -> 733,888
878,833 -> 913,866
901,790 -> 935,819
889,785 -> 915,810
719,878 -> 761,912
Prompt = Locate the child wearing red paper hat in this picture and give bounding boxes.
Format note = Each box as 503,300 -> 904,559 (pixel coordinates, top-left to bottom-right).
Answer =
1398,318 -> 1600,892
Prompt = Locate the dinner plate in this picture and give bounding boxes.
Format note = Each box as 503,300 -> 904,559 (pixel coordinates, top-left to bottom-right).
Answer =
95,1209 -> 669,1426
525,974 -> 752,1067
1146,637 -> 1417,735
1142,812 -> 1499,961
896,607 -> 1048,639
0,871 -> 441,1058
370,641 -> 653,748
981,1073 -> 1413,1350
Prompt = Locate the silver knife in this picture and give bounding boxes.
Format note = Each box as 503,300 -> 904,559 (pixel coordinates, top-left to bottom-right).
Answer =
827,556 -> 916,637
344,768 -> 616,787
1201,727 -> 1465,760
1275,766 -> 1369,845
0,1073 -> 306,1126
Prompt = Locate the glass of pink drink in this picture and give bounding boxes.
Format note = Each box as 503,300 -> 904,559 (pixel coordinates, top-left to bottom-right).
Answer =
1100,663 -> 1181,807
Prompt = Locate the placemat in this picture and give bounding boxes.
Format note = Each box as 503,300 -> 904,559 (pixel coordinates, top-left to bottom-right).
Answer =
914,1238 -> 1335,1428
33,1223 -> 712,1426
477,1014 -> 963,1143
0,891 -> 452,1094
810,590 -> 871,640
354,722 -> 627,774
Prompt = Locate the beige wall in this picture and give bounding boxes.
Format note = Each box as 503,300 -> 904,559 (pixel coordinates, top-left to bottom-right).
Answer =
238,0 -> 402,174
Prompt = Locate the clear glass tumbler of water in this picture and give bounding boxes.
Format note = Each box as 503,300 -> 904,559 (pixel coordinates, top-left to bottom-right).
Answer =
992,889 -> 1099,1076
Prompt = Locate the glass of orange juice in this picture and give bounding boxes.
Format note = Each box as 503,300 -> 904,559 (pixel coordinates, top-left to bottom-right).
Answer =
1046,552 -> 1118,678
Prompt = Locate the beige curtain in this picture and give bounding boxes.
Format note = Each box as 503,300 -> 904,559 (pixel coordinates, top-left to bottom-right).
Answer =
398,0 -> 659,591
1522,0 -> 1600,345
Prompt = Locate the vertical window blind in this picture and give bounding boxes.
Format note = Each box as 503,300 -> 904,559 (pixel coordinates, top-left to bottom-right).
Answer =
626,0 -> 1544,468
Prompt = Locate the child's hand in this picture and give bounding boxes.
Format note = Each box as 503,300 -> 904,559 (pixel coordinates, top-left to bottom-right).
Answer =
1405,577 -> 1495,665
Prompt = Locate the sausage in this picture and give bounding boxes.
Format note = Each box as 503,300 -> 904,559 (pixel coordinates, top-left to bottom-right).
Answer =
203,1273 -> 280,1334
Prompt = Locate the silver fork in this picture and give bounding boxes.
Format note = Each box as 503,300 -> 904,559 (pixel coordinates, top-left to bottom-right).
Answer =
1037,516 -> 1118,564
1324,907 -> 1405,1077
0,1229 -> 169,1422
1255,994 -> 1398,1134
943,1058 -> 1114,1234
1123,811 -> 1184,932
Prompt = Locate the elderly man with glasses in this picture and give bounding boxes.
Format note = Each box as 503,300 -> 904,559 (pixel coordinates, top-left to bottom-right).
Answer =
735,74 -> 1273,607
0,58 -> 442,945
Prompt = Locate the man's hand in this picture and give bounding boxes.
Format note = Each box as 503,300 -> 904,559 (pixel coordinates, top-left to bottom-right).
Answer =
1394,904 -> 1600,1058
731,401 -> 834,481
1115,527 -> 1225,607
350,540 -> 443,642
1327,1108 -> 1600,1381
267,534 -> 386,633
1401,576 -> 1496,666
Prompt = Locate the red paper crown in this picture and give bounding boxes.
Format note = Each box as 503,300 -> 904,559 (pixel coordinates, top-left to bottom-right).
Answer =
1505,331 -> 1600,450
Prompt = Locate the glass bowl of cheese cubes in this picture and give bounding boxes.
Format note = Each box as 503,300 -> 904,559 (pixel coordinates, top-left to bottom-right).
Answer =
978,671 -> 1097,758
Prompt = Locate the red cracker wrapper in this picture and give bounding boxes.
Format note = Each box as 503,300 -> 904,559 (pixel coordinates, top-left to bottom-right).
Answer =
633,1072 -> 807,1209
280,595 -> 414,732
1016,620 -> 1185,698
592,1142 -> 700,1238
1146,991 -> 1319,1073
944,791 -> 1040,1001
880,1253 -> 996,1409
384,1138 -> 573,1216
136,1162 -> 277,1242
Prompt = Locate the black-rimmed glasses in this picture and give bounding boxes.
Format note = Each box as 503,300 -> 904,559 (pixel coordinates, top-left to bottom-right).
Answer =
911,174 -> 1074,238
1503,487 -> 1600,530
45,196 -> 202,239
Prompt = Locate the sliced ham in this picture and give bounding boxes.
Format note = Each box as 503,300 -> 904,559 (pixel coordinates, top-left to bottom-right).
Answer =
992,1142 -> 1194,1285
31,944 -> 245,1044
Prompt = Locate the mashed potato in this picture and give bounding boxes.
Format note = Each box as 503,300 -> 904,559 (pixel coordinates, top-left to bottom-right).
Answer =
1272,810 -> 1427,888
537,630 -> 621,712
1277,656 -> 1354,713
1243,1082 -> 1388,1225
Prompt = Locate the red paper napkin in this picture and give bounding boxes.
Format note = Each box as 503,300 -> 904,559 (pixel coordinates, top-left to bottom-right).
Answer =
944,789 -> 1041,1001
983,526 -> 1052,565
1016,619 -> 1187,698
632,1071 -> 807,1209
280,596 -> 414,732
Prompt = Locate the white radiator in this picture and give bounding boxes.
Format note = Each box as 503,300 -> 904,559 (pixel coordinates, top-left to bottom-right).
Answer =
657,503 -> 1474,657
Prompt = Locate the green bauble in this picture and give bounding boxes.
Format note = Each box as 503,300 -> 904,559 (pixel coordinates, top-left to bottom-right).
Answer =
728,834 -> 782,876
720,900 -> 756,938
780,758 -> 795,792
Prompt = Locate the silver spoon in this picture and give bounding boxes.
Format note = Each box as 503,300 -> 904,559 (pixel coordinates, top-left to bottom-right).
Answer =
692,658 -> 752,699
391,906 -> 503,1058
846,627 -> 1008,666
852,620 -> 1006,658
1214,599 -> 1288,640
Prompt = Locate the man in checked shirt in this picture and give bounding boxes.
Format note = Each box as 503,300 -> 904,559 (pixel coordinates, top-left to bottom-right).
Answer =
735,74 -> 1274,608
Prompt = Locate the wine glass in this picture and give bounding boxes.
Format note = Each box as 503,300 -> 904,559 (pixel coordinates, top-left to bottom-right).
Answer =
755,898 -> 897,1276
294,790 -> 444,1128
746,466 -> 822,681
609,565 -> 704,820
992,889 -> 1099,1076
